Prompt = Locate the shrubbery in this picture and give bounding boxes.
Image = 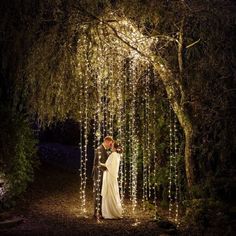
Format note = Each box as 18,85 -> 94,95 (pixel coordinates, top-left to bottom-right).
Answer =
0,105 -> 38,208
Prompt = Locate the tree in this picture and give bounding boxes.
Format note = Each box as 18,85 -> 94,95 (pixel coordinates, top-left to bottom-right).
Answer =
0,0 -> 235,195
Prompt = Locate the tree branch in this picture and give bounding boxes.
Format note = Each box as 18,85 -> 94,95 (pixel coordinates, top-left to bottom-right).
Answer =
186,38 -> 201,49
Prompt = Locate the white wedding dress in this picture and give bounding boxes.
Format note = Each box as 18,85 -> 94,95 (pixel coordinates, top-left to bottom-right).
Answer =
101,152 -> 122,219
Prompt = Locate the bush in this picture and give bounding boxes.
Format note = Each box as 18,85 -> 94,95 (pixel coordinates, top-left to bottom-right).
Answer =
183,198 -> 231,235
0,105 -> 38,208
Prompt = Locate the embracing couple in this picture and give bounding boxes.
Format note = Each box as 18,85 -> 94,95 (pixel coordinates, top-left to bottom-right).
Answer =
92,136 -> 122,219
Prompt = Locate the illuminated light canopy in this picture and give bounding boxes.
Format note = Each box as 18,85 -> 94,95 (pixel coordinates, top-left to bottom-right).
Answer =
23,10 -> 181,224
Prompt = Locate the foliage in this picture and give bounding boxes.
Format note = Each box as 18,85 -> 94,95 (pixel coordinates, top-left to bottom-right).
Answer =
183,198 -> 233,235
0,0 -> 235,210
181,0 -> 236,183
0,0 -> 185,125
0,105 -> 38,207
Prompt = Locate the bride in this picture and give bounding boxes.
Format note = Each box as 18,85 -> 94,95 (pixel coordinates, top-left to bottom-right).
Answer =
99,141 -> 122,219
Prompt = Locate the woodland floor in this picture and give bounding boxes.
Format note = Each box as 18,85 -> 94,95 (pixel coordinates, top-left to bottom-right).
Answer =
0,143 -> 233,235
0,143 -> 177,236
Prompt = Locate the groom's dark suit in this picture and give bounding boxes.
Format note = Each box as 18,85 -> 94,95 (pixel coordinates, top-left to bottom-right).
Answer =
92,144 -> 109,216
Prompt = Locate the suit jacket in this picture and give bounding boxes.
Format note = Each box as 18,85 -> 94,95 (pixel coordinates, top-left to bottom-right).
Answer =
92,144 -> 109,180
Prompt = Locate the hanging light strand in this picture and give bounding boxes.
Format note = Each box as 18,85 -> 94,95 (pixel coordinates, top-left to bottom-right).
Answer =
94,39 -> 104,218
153,107 -> 158,219
146,66 -> 152,200
122,64 -> 128,198
142,67 -> 149,210
81,44 -> 90,213
116,58 -> 125,204
128,60 -> 133,202
78,36 -> 86,213
130,60 -> 138,214
108,53 -> 114,137
174,115 -> 179,223
168,105 -> 174,219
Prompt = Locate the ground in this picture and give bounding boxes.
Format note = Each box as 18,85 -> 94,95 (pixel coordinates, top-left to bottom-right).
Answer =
0,144 -> 177,235
1,144 -> 233,235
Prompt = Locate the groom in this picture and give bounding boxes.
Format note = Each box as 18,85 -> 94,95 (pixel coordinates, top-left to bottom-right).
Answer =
92,136 -> 113,218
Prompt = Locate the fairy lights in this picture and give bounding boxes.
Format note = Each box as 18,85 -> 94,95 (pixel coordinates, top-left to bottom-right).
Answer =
168,106 -> 180,224
107,57 -> 114,137
78,36 -> 84,214
117,60 -> 125,204
174,115 -> 179,223
82,47 -> 89,214
142,67 -> 150,210
95,43 -> 103,219
122,69 -> 128,199
130,60 -> 138,214
74,12 -> 182,224
168,104 -> 174,219
146,67 -> 152,201
153,109 -> 158,219
128,61 -> 133,202
78,35 -> 90,214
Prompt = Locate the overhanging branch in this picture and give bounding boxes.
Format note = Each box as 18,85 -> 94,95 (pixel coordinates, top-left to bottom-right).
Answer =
186,38 -> 201,48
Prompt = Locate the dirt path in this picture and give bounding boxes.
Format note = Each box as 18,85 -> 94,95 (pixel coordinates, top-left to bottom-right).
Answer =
0,163 -> 175,235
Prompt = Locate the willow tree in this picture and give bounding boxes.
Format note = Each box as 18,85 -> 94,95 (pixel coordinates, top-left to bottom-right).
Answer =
1,0 -> 235,192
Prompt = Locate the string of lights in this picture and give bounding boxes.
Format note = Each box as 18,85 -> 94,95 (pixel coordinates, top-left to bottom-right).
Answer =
130,60 -> 138,214
78,36 -> 85,214
153,108 -> 158,219
142,68 -> 149,210
174,116 -> 179,223
122,68 -> 128,199
74,16 -> 182,222
95,42 -> 103,219
168,105 -> 174,219
117,60 -> 125,204
146,67 -> 152,200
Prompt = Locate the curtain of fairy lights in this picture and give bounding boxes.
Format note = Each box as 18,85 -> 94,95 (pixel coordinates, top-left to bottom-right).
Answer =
74,14 -> 182,222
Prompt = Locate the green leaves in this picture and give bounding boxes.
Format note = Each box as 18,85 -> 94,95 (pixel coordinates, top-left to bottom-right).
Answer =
0,105 -> 38,204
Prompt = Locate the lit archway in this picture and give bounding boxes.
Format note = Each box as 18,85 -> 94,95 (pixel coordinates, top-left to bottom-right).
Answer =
22,11 -> 181,223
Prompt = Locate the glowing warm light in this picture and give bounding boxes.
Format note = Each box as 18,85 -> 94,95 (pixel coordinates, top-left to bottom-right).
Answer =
153,109 -> 158,219
131,219 -> 141,227
168,107 -> 180,224
74,12 -> 181,224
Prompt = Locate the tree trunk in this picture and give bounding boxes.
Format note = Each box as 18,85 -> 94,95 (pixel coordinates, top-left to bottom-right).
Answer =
172,96 -> 196,188
152,17 -> 198,189
176,17 -> 197,188
152,60 -> 197,188
182,116 -> 196,188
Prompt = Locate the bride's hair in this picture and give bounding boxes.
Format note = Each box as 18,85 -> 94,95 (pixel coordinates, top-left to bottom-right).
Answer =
113,141 -> 123,154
